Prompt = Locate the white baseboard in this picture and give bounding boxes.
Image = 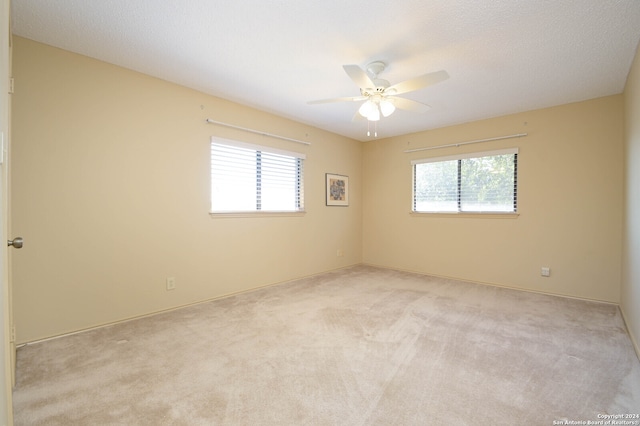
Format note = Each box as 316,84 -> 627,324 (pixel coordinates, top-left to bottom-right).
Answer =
620,305 -> 640,362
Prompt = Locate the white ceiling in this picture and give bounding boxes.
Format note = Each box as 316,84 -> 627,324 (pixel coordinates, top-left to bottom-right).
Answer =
10,1 -> 640,141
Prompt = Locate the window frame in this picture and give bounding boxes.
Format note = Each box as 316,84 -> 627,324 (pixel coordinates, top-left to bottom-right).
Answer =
210,138 -> 305,216
411,148 -> 518,215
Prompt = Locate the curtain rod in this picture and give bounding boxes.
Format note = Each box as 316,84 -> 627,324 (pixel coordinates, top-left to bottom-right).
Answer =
403,133 -> 527,153
205,119 -> 311,146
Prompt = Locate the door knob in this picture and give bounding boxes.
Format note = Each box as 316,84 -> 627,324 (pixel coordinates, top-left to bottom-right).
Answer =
8,237 -> 23,249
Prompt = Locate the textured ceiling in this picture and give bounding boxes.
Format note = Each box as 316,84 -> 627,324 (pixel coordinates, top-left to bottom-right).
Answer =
10,1 -> 640,141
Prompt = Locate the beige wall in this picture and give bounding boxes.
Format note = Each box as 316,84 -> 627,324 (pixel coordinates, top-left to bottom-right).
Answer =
11,37 -> 363,343
363,96 -> 624,303
623,42 -> 640,355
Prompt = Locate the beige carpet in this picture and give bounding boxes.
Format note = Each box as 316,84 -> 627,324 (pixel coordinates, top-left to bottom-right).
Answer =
12,265 -> 640,425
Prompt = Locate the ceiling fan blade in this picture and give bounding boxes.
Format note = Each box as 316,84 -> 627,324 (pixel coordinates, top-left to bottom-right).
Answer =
391,97 -> 432,113
343,64 -> 376,89
307,95 -> 368,105
386,70 -> 449,96
351,110 -> 365,122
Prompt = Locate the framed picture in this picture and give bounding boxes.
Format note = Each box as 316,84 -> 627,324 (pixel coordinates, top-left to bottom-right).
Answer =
326,173 -> 349,206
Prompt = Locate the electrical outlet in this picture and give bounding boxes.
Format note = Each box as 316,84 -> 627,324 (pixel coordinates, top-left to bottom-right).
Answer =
166,277 -> 176,290
541,267 -> 550,277
337,249 -> 344,257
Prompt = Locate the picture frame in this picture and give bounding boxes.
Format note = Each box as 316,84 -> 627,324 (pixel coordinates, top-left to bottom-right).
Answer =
326,173 -> 349,206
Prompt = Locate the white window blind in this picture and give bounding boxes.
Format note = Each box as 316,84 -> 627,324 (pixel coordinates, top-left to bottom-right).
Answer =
412,148 -> 518,213
210,139 -> 305,213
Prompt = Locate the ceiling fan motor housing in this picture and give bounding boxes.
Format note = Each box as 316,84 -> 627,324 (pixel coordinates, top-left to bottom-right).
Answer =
365,61 -> 390,93
361,81 -> 389,96
366,61 -> 386,77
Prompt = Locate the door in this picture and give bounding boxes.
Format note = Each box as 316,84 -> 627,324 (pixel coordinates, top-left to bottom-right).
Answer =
1,0 -> 13,424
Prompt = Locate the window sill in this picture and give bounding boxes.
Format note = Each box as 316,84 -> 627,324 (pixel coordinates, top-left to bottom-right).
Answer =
209,211 -> 306,218
410,212 -> 519,219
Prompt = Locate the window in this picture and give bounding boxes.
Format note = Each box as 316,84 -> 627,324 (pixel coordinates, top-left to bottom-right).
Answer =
412,148 -> 518,213
210,139 -> 304,213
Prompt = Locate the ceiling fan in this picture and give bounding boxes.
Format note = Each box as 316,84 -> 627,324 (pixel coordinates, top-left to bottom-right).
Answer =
308,61 -> 449,123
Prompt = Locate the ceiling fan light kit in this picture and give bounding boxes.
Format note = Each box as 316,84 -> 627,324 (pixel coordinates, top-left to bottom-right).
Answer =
379,99 -> 396,117
358,100 -> 379,121
308,61 -> 449,136
357,94 -> 396,121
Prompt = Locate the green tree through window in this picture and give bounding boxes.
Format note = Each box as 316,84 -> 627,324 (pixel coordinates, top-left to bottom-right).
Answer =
413,149 -> 517,213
